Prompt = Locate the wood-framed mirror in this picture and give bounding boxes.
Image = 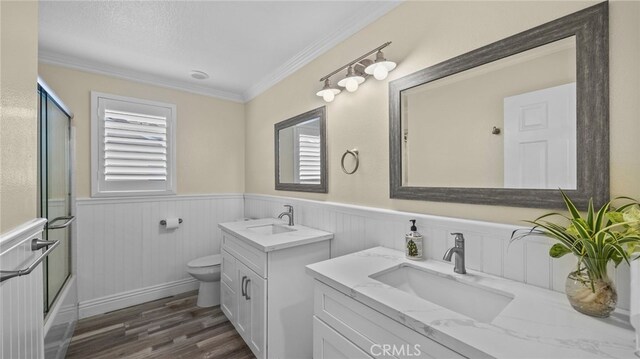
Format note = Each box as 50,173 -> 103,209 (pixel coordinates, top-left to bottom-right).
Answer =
275,106 -> 328,193
389,3 -> 608,209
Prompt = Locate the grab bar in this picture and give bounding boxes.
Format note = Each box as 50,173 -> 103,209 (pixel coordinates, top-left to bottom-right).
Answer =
47,216 -> 75,230
0,239 -> 60,283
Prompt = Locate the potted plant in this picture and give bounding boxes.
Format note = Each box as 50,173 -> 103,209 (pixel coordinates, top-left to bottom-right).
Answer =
512,191 -> 640,318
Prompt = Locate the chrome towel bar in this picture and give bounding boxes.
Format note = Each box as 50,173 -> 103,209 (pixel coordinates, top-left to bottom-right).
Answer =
0,238 -> 60,283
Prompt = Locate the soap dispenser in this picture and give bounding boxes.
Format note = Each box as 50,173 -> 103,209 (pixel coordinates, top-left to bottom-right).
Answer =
405,219 -> 423,260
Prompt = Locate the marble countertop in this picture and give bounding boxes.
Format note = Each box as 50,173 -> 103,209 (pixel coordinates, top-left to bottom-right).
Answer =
218,218 -> 333,252
306,246 -> 637,359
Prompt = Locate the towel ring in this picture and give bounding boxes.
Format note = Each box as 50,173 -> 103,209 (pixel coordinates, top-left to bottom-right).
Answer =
341,149 -> 359,175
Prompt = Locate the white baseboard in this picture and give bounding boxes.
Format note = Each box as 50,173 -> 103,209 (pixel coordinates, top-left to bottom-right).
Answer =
79,278 -> 205,319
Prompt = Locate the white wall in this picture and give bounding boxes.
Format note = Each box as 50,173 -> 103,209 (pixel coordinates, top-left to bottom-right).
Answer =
75,194 -> 243,318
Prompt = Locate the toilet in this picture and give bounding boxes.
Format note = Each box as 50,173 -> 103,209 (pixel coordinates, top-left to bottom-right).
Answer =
186,254 -> 222,307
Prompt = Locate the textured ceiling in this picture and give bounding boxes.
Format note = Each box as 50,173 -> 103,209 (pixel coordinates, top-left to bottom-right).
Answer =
39,1 -> 400,102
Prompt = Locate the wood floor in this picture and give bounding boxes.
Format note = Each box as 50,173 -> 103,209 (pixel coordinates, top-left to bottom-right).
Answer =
66,291 -> 255,359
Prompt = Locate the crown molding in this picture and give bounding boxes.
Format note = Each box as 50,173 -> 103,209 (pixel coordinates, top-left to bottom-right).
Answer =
39,50 -> 245,103
242,1 -> 402,102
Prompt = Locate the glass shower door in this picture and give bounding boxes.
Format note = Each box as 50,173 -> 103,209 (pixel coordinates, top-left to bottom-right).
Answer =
39,87 -> 72,313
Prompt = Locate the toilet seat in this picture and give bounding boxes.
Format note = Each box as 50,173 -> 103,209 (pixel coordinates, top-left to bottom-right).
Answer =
187,254 -> 221,268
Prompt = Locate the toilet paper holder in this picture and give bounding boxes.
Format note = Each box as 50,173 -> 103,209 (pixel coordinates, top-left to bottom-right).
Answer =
160,218 -> 183,226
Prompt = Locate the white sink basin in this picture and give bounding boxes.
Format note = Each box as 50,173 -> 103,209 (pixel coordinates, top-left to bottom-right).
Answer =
247,224 -> 296,235
370,264 -> 513,323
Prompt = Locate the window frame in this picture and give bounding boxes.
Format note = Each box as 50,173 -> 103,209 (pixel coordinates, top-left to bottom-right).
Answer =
91,91 -> 177,197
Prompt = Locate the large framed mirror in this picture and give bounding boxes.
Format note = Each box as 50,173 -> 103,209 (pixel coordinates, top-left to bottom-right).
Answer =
389,3 -> 608,209
275,106 -> 327,193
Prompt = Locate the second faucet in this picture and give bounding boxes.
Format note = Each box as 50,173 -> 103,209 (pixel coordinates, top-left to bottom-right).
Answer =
278,205 -> 294,226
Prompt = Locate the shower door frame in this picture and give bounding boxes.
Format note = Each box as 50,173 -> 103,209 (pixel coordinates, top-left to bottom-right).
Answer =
38,77 -> 79,359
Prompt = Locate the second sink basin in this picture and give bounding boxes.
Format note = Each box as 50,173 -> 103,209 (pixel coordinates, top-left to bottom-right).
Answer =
370,264 -> 513,323
247,223 -> 296,235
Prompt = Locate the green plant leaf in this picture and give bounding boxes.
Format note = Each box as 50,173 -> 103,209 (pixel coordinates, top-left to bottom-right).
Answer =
607,212 -> 624,224
587,198 -> 594,228
594,201 -> 611,233
560,189 -> 581,220
571,219 -> 591,239
549,243 -> 572,258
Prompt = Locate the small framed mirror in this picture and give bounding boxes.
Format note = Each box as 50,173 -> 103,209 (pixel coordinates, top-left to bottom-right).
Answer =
275,106 -> 327,193
389,3 -> 608,209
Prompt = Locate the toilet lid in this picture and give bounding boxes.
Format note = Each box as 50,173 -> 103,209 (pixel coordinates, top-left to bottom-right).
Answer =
187,254 -> 222,268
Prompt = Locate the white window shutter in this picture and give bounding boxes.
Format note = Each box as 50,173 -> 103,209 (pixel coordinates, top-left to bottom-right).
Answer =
298,134 -> 321,184
103,110 -> 168,181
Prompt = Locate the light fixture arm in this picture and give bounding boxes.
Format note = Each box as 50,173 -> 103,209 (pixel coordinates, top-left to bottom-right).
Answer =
319,41 -> 392,82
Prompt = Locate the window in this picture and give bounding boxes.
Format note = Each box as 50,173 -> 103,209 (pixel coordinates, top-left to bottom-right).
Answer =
296,132 -> 321,184
91,92 -> 176,197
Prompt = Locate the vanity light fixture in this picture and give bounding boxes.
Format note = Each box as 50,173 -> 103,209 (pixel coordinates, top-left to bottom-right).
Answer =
316,79 -> 341,102
317,42 -> 396,102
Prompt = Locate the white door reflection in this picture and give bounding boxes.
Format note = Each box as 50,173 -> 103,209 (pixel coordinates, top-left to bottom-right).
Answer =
503,82 -> 576,189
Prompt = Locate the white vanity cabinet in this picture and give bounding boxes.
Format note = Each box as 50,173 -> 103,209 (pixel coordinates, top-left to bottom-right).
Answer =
309,246 -> 638,359
313,281 -> 465,359
235,260 -> 267,356
219,220 -> 332,359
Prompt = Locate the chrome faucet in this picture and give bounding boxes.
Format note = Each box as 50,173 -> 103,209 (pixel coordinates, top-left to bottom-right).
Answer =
443,232 -> 466,274
278,205 -> 294,226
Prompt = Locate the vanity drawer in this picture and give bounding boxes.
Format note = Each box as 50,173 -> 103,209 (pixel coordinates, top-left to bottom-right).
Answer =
222,231 -> 267,278
314,281 -> 465,359
314,316 -> 373,359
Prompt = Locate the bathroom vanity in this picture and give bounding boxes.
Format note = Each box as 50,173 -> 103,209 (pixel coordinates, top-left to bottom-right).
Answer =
218,218 -> 333,359
307,247 -> 637,359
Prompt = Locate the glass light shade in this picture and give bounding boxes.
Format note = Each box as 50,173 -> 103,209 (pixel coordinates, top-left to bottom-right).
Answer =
316,79 -> 341,103
337,65 -> 365,92
322,91 -> 335,102
345,78 -> 359,92
373,66 -> 389,80
338,75 -> 365,90
365,51 -> 397,80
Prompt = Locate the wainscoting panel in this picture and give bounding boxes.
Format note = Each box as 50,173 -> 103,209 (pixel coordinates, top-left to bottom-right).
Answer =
0,218 -> 47,359
244,194 -> 631,311
75,194 -> 243,318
